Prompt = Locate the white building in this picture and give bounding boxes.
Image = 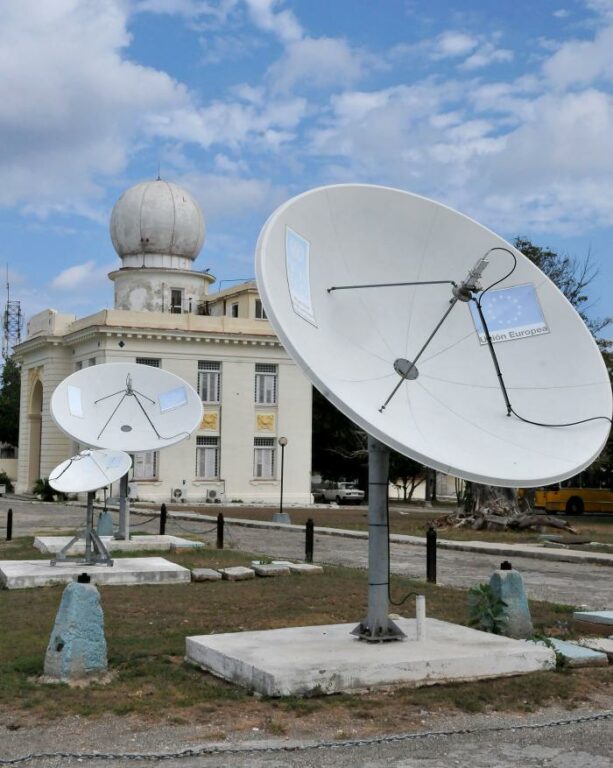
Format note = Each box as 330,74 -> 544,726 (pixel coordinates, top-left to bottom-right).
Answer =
14,180 -> 312,504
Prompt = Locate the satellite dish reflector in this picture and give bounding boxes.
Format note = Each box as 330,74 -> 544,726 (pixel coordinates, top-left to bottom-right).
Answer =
51,363 -> 203,451
49,449 -> 132,493
256,184 -> 611,487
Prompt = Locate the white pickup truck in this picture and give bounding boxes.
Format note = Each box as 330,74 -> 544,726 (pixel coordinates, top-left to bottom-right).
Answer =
321,482 -> 365,505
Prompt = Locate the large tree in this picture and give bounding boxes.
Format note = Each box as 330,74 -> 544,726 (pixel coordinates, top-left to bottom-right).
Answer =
0,357 -> 20,447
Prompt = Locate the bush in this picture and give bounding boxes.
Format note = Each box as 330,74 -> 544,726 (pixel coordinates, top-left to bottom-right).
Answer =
468,583 -> 508,635
0,471 -> 14,493
32,477 -> 67,502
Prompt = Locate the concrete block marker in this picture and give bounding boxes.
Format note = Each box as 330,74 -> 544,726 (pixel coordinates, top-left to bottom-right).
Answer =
186,618 -> 555,697
0,558 -> 191,589
219,566 -> 255,581
253,563 -> 290,577
577,637 -> 613,661
574,610 -> 613,627
546,638 -> 608,667
44,576 -> 107,681
191,568 -> 222,582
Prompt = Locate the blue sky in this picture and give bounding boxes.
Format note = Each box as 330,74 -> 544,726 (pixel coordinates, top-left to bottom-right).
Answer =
1,0 -> 612,337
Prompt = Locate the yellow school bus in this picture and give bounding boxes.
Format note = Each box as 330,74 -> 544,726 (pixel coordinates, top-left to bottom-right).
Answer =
523,471 -> 613,514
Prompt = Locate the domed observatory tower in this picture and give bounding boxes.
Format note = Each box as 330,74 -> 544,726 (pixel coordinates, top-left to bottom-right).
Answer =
109,180 -> 214,314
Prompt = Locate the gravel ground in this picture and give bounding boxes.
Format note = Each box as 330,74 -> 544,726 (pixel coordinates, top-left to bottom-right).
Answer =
1,705 -> 611,767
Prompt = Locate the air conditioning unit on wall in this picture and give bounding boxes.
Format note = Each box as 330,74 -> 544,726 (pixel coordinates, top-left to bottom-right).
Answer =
172,488 -> 185,502
206,489 -> 223,503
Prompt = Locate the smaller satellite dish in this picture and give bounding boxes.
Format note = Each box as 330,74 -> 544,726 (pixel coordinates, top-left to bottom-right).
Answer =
50,363 -> 204,452
49,449 -> 132,493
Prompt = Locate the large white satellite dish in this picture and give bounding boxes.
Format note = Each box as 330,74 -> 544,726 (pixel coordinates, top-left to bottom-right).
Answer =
256,184 -> 611,488
49,449 -> 132,494
50,363 -> 203,452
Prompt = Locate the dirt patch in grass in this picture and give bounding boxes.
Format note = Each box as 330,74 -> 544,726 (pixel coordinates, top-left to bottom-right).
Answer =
1,538 -> 610,735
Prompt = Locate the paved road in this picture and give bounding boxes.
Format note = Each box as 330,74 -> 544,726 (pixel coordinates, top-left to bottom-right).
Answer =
221,522 -> 613,609
1,499 -> 612,607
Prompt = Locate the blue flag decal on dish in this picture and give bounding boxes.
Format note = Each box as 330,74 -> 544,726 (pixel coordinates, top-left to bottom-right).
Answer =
469,283 -> 549,345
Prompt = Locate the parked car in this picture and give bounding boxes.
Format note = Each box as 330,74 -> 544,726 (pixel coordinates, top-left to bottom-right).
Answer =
321,481 -> 365,505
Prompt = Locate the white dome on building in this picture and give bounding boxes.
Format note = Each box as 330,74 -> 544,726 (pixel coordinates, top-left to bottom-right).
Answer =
110,179 -> 205,264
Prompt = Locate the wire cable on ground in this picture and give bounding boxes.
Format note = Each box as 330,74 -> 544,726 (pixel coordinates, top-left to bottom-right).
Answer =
1,710 -> 611,764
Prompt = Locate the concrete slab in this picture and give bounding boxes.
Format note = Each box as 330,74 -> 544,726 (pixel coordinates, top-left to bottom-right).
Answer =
34,535 -> 203,554
186,618 -> 555,697
577,637 -> 613,661
546,638 -> 608,667
191,568 -> 222,582
252,564 -> 290,577
271,560 -> 323,574
0,558 -> 191,590
219,567 -> 255,581
573,610 -> 613,626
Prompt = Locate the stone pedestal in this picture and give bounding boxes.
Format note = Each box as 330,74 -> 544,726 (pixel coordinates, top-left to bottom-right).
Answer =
44,581 -> 108,680
489,568 -> 533,639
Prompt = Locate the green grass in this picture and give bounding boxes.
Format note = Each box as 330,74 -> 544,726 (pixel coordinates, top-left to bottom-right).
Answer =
0,537 -> 610,733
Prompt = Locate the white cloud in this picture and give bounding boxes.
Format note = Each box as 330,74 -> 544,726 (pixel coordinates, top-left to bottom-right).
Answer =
244,0 -> 302,44
553,8 -> 570,18
136,0 -> 238,18
148,95 -> 307,148
460,42 -> 514,70
50,260 -> 117,290
543,24 -> 613,86
432,31 -> 478,59
267,36 -> 373,93
178,171 -> 287,221
0,0 -> 189,215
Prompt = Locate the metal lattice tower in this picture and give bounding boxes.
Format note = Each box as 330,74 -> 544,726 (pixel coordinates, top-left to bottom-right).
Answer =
2,268 -> 23,360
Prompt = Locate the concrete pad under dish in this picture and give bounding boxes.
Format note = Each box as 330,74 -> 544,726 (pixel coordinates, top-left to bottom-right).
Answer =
186,618 -> 555,697
34,535 -> 203,554
0,558 -> 191,589
574,610 -> 613,626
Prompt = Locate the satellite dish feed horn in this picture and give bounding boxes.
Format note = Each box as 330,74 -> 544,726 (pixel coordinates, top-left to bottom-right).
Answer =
256,183 -> 612,642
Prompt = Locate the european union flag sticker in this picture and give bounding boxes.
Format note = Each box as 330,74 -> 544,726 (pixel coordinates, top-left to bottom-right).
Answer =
469,283 -> 549,345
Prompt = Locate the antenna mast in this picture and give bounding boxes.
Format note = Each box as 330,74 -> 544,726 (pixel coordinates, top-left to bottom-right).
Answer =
2,265 -> 23,359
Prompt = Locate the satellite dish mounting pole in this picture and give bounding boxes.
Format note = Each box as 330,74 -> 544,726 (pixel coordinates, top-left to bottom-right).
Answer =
352,435 -> 405,642
117,472 -> 130,540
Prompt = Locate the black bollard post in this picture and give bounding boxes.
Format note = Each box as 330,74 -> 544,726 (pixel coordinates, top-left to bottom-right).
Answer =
305,518 -> 314,563
159,503 -> 167,536
216,512 -> 224,550
6,509 -> 12,541
426,524 -> 437,584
